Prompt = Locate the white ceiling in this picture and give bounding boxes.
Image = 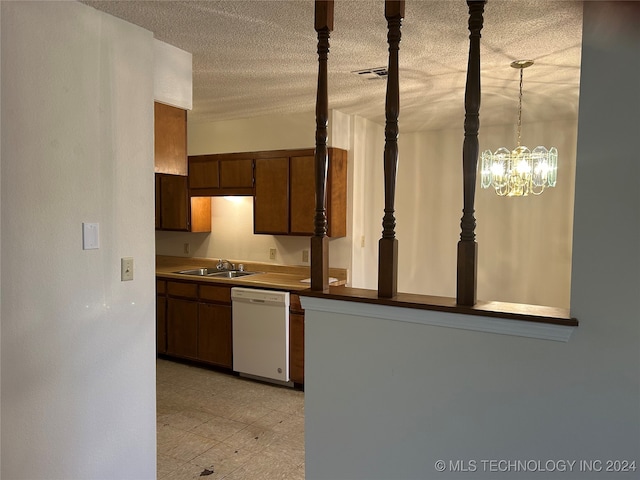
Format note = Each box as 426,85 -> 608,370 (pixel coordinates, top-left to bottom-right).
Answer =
82,0 -> 583,132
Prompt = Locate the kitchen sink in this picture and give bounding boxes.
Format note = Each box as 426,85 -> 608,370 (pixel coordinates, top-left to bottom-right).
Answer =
207,270 -> 260,278
174,268 -> 260,278
175,267 -> 218,276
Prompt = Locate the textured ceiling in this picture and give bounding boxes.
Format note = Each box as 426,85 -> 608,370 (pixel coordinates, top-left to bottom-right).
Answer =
82,0 -> 583,132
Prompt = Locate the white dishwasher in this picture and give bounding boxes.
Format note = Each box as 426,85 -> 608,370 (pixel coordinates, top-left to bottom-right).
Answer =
231,287 -> 291,385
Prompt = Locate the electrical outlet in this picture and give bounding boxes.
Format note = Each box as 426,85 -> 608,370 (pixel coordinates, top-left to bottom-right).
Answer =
183,243 -> 190,254
269,248 -> 277,260
121,257 -> 134,281
302,249 -> 309,262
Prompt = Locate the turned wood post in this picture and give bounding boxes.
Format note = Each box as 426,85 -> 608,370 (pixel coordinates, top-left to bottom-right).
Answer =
457,0 -> 485,306
311,0 -> 334,292
378,0 -> 405,298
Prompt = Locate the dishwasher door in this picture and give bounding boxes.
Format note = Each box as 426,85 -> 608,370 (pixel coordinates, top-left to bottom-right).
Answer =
231,287 -> 290,383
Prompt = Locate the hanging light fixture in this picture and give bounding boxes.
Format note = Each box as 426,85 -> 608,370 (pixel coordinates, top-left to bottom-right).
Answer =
481,60 -> 558,196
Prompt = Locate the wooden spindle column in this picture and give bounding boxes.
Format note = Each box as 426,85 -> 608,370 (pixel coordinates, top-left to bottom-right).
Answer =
378,0 -> 405,298
456,0 -> 485,306
311,0 -> 334,292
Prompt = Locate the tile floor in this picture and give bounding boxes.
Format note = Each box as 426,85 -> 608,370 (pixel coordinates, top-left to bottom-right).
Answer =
156,358 -> 305,480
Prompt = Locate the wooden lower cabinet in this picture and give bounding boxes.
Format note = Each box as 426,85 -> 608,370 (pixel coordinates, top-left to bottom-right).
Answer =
163,280 -> 233,368
157,295 -> 167,354
198,303 -> 232,368
289,294 -> 305,385
289,313 -> 305,384
167,297 -> 199,360
157,279 -> 167,354
161,278 -> 305,383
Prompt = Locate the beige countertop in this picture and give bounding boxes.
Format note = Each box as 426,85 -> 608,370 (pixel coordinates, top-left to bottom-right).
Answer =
156,255 -> 347,292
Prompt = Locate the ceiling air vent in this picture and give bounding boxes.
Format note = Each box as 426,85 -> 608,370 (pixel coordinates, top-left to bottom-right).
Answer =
351,67 -> 388,80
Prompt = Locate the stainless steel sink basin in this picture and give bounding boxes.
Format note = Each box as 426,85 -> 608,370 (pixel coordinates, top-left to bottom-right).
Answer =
207,270 -> 260,278
174,268 -> 260,279
175,268 -> 218,276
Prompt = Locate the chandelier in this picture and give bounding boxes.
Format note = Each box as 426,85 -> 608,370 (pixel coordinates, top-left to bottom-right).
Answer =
481,60 -> 558,196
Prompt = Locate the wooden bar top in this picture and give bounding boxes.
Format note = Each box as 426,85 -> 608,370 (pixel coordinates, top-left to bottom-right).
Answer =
300,286 -> 578,327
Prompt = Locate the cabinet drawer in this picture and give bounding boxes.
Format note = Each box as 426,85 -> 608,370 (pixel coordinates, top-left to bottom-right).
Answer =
199,284 -> 232,304
156,279 -> 166,295
167,281 -> 198,299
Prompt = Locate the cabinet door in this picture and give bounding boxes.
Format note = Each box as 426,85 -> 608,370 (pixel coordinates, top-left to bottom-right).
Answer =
220,159 -> 253,189
289,313 -> 305,384
198,303 -> 233,368
189,155 -> 219,189
189,197 -> 212,233
254,157 -> 289,234
156,174 -> 211,232
167,298 -> 198,359
155,175 -> 162,230
159,175 -> 189,231
289,150 -> 347,237
289,155 -> 315,235
154,102 -> 187,175
326,148 -> 348,238
157,295 -> 167,354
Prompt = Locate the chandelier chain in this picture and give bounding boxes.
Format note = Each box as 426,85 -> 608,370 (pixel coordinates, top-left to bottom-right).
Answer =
517,67 -> 523,148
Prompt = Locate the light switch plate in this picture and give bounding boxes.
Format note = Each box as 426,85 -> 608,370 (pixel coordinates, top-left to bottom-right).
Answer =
82,222 -> 100,250
121,257 -> 134,281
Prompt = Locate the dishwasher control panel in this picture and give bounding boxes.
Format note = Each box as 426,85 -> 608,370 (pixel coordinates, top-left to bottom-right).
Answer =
231,287 -> 290,306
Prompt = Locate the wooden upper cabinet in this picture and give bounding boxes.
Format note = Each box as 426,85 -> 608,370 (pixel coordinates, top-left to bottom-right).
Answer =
155,173 -> 211,232
188,155 -> 254,196
289,155 -> 316,235
158,174 -> 189,230
220,159 -> 254,189
254,157 -> 289,234
154,102 -> 187,176
189,155 -> 219,189
254,148 -> 347,237
326,147 -> 347,238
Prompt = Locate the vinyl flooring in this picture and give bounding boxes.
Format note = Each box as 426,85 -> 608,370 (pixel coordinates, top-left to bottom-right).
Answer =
156,358 -> 305,479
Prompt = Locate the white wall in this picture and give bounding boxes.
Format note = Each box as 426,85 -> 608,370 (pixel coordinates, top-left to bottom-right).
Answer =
349,116 -> 385,289
1,2 -> 156,478
347,116 -> 576,308
154,39 -> 193,110
173,97 -> 575,308
157,111 -> 353,269
392,120 -> 577,307
303,2 -> 639,479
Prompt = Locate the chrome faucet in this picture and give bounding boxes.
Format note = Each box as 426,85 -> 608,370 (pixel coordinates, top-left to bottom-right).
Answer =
216,259 -> 235,271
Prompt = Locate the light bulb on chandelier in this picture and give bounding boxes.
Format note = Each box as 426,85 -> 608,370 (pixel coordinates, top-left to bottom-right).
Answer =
481,60 -> 558,196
